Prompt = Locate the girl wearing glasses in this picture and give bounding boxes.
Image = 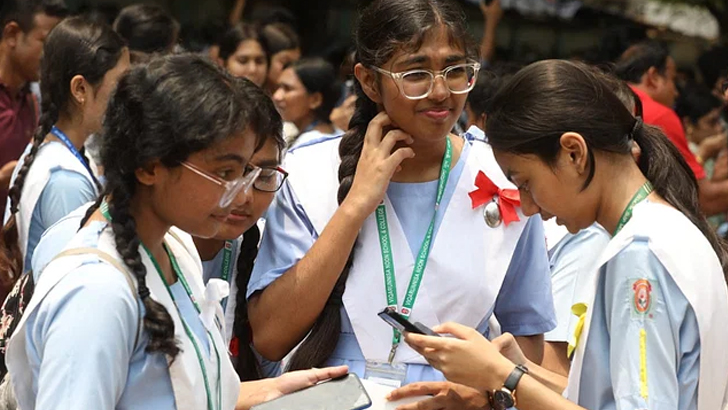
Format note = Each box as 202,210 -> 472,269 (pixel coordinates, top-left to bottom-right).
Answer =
247,0 -> 555,406
0,18 -> 128,298
403,60 -> 728,410
272,58 -> 343,151
192,120 -> 289,381
6,54 -> 347,410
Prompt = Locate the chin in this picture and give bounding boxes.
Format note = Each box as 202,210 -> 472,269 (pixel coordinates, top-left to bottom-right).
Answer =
216,223 -> 249,241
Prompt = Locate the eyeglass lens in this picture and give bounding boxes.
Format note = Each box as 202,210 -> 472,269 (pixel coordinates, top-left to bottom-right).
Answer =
401,65 -> 477,98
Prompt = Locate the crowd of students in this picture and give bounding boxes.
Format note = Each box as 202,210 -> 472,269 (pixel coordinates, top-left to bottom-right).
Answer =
0,0 -> 727,409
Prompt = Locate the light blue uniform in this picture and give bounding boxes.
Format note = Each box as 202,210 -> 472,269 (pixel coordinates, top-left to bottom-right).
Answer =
249,135 -> 557,385
546,224 -> 611,342
4,142 -> 97,268
19,219 -> 210,409
201,238 -> 282,379
578,238 -> 700,410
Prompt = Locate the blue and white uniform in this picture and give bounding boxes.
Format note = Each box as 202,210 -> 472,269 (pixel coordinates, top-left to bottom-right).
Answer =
7,222 -> 240,410
249,127 -> 556,385
543,220 -> 610,343
3,141 -> 99,268
565,201 -> 728,410
287,129 -> 342,154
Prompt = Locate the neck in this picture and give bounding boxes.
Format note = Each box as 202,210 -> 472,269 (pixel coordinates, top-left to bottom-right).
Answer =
391,134 -> 461,183
52,115 -> 88,150
295,115 -> 318,133
0,51 -> 26,95
193,236 -> 227,261
594,158 -> 650,235
129,192 -> 174,282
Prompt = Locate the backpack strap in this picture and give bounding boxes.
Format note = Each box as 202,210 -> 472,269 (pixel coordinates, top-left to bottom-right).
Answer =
51,248 -> 142,351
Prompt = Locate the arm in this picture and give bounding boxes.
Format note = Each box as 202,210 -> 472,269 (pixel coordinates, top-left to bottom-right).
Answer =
0,161 -> 16,192
248,113 -> 415,360
541,342 -> 570,377
479,0 -> 503,64
229,0 -> 246,26
698,178 -> 728,215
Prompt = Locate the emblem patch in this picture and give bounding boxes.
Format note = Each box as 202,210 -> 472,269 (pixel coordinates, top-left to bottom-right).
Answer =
632,279 -> 652,315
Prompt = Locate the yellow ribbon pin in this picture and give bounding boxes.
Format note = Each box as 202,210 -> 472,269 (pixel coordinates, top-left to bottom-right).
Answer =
567,303 -> 588,359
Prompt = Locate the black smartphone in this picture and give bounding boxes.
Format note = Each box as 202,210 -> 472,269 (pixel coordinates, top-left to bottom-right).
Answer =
250,373 -> 372,410
377,307 -> 440,337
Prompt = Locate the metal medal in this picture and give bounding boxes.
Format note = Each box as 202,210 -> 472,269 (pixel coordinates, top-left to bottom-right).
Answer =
484,199 -> 502,228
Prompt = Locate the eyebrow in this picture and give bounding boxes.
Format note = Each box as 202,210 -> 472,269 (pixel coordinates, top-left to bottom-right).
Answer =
214,154 -> 246,164
396,54 -> 468,69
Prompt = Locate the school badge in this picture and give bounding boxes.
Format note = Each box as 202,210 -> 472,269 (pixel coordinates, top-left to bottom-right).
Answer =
632,279 -> 652,317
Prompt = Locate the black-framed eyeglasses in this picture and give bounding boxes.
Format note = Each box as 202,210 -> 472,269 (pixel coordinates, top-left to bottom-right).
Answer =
250,165 -> 288,192
370,62 -> 481,100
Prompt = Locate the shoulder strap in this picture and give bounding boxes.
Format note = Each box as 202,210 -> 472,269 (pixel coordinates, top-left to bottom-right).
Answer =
51,247 -> 142,350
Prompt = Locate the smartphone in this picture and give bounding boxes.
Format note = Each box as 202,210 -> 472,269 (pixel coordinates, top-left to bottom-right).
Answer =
377,307 -> 440,337
251,373 -> 372,410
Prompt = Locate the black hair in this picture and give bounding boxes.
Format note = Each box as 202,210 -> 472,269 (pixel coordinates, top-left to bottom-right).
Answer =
261,23 -> 299,56
288,58 -> 342,124
286,0 -> 476,371
0,0 -> 67,37
698,46 -> 728,90
79,54 -> 263,358
113,4 -> 179,54
486,59 -> 728,277
675,81 -> 723,125
615,40 -> 671,84
467,62 -> 522,118
0,17 -> 124,295
219,23 -> 269,64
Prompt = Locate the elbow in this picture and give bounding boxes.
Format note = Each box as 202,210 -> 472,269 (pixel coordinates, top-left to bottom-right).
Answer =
251,330 -> 290,362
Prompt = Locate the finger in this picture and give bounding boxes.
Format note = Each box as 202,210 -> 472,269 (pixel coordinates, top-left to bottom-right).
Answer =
379,129 -> 414,155
388,382 -> 445,400
364,111 -> 393,147
432,322 -> 480,340
395,396 -> 445,410
491,332 -> 516,349
383,147 -> 416,172
307,365 -> 349,382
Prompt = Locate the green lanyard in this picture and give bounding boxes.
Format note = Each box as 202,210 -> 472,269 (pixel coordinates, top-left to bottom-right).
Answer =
375,138 -> 453,363
220,240 -> 235,311
100,201 -> 223,410
613,181 -> 654,236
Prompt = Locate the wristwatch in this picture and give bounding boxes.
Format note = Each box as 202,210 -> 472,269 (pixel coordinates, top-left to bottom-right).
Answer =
489,364 -> 528,410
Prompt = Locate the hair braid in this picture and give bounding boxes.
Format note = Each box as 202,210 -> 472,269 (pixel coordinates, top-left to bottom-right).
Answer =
108,182 -> 180,358
232,224 -> 263,380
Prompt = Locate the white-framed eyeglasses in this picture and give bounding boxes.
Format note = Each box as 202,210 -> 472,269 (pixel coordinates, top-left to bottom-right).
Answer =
370,62 -> 481,100
181,161 -> 262,208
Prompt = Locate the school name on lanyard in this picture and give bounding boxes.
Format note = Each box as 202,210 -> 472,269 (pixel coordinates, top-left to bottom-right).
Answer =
50,126 -> 99,187
375,137 -> 453,358
613,181 -> 653,236
220,240 -> 236,311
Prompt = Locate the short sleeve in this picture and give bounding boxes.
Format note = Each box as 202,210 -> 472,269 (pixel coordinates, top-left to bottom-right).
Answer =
247,181 -> 318,298
27,262 -> 139,410
546,226 -> 611,342
38,169 -> 96,229
493,217 -> 557,336
604,239 -> 697,410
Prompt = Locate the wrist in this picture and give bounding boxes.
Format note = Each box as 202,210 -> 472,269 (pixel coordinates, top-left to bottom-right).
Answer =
339,196 -> 375,223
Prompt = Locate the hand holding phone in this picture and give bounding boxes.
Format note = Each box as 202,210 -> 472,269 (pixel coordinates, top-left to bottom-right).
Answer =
378,307 -> 439,337
251,373 -> 372,410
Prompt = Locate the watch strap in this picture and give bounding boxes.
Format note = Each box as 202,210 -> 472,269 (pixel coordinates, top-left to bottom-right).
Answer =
503,364 -> 528,391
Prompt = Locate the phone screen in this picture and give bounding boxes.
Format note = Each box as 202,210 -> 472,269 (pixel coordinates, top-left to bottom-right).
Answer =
378,308 -> 424,334
250,374 -> 372,410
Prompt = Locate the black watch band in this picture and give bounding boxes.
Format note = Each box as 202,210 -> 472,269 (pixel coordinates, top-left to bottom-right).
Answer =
504,364 -> 528,391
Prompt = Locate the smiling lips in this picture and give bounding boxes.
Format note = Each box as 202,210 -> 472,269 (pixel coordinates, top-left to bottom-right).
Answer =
421,107 -> 451,121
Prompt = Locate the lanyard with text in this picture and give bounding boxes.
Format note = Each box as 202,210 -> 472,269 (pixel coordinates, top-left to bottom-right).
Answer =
50,126 -> 100,187
100,201 -> 223,410
613,181 -> 653,236
375,137 -> 453,364
220,240 -> 235,311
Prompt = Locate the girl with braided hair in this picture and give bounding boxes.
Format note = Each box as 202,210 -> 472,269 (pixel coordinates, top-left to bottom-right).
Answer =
247,0 -> 556,407
0,17 -> 128,299
6,54 -> 346,410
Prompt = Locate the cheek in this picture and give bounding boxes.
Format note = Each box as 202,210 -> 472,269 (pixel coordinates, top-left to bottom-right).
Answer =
251,193 -> 275,220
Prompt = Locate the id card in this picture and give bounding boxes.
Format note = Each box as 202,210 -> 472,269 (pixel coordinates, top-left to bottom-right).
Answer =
364,361 -> 407,388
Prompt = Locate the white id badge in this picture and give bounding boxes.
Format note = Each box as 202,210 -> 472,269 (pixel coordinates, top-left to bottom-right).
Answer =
364,361 -> 407,388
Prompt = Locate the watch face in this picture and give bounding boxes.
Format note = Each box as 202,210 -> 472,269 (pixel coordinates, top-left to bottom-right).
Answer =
493,390 -> 515,409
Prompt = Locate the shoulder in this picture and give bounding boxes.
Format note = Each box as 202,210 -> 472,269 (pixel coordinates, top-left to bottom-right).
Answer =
287,132 -> 343,155
462,125 -> 488,143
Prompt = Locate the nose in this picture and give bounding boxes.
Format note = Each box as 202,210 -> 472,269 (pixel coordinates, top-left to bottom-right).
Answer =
230,181 -> 255,208
427,75 -> 450,102
519,191 -> 540,217
272,88 -> 284,104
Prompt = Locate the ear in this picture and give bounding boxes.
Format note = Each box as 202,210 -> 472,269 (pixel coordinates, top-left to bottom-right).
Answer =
558,132 -> 589,175
308,91 -> 323,111
645,66 -> 662,89
354,63 -> 382,104
134,160 -> 164,187
2,22 -> 22,48
69,75 -> 88,107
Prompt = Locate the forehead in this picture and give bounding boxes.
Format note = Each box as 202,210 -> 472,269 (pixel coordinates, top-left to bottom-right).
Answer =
236,40 -> 265,55
388,25 -> 467,69
30,13 -> 60,34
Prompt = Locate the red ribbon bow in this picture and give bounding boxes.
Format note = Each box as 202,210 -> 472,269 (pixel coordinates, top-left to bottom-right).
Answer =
468,171 -> 521,226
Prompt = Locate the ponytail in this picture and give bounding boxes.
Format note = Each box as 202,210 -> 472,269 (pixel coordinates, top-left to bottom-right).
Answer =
0,102 -> 60,297
233,225 -> 264,380
632,120 -> 728,277
108,183 -> 180,358
286,78 -> 380,371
